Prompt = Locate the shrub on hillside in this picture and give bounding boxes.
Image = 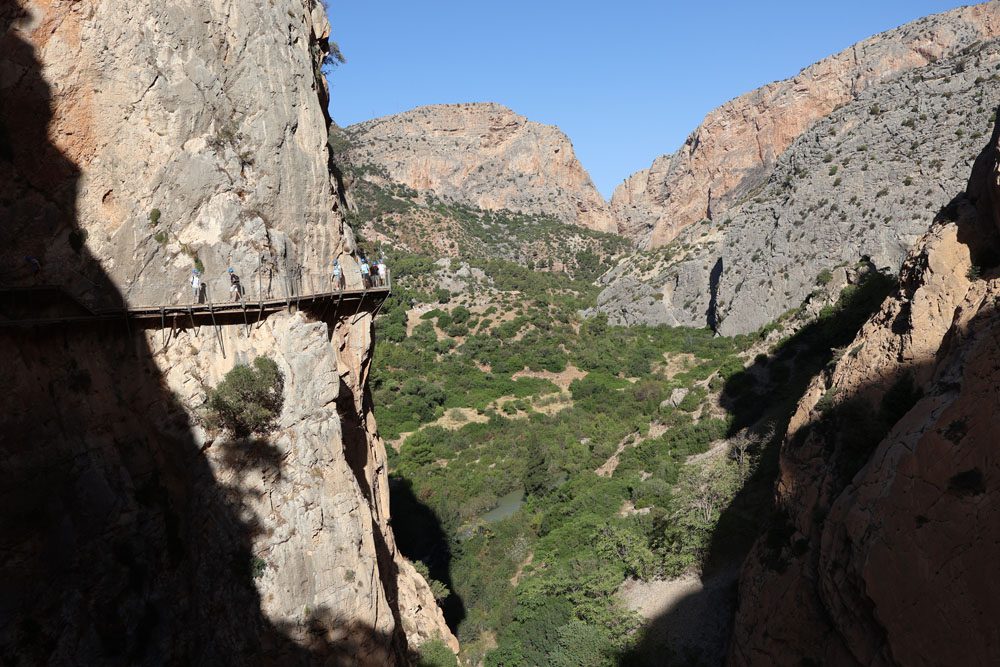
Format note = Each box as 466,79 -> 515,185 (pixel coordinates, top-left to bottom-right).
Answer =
205,357 -> 284,436
416,639 -> 458,667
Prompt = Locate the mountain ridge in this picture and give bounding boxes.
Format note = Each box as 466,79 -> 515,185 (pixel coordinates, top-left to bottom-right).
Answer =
610,1 -> 1000,248
341,102 -> 615,234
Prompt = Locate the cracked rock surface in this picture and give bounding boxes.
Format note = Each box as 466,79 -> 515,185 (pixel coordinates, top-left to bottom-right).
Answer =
343,102 -> 615,234
595,30 -> 1000,335
1,1 -> 455,663
728,106 -> 1000,667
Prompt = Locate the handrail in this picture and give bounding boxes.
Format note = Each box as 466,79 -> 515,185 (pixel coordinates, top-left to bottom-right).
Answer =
0,267 -> 391,328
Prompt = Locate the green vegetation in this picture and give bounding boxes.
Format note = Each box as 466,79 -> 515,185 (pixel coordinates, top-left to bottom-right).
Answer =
149,208 -> 161,225
205,357 -> 285,437
417,640 -> 459,667
373,252 -> 904,665
251,555 -> 267,580
344,168 -> 629,279
413,560 -> 452,602
345,150 -> 900,663
371,241 -> 770,662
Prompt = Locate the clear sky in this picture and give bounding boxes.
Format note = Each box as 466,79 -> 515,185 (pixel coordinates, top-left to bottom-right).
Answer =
325,1 -> 969,198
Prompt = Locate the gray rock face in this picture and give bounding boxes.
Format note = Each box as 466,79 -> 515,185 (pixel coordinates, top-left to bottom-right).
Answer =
343,103 -> 615,233
595,40 -> 1000,335
609,2 -> 1000,249
2,0 -> 349,310
0,1 -> 455,662
662,388 -> 690,409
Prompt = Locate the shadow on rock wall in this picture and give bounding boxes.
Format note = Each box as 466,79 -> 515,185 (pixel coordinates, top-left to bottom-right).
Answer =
618,250 -> 901,666
620,120 -> 1000,664
388,476 -> 467,631
0,11 -> 405,666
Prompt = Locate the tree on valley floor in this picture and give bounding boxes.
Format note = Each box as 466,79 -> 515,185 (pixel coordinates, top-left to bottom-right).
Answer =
653,457 -> 743,574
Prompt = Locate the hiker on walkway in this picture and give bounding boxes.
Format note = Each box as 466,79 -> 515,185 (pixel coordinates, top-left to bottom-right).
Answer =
332,258 -> 344,291
190,269 -> 202,303
228,267 -> 242,301
360,257 -> 371,289
377,255 -> 388,287
370,257 -> 380,287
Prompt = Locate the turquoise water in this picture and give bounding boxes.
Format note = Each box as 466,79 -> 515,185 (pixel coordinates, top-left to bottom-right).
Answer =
481,489 -> 524,524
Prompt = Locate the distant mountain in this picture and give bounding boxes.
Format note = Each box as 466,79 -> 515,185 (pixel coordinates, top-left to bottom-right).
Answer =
342,103 -> 615,233
730,101 -> 1000,667
594,5 -> 1000,335
610,2 -> 1000,249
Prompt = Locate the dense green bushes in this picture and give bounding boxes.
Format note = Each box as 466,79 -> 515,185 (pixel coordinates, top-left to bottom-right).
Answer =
205,357 -> 284,436
370,245 -> 829,664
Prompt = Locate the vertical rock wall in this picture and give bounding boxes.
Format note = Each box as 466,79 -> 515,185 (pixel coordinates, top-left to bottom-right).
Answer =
729,114 -> 1000,666
611,2 -> 1000,249
1,0 -> 455,663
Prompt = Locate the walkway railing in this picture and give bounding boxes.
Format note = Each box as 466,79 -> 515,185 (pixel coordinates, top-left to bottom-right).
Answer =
121,268 -> 391,311
0,267 -> 391,328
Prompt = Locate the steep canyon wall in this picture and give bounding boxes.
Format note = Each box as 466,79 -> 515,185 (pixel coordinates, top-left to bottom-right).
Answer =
728,112 -> 1000,666
611,2 -> 1000,249
0,1 -> 453,663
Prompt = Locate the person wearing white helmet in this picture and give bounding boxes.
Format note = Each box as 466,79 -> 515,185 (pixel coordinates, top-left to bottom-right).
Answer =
190,269 -> 202,303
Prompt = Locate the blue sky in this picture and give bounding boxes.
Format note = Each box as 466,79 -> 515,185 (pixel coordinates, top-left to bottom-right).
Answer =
325,1 -> 967,198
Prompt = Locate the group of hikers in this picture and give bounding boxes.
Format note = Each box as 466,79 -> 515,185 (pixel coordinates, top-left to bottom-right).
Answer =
187,253 -> 388,304
188,267 -> 243,303
331,254 -> 388,291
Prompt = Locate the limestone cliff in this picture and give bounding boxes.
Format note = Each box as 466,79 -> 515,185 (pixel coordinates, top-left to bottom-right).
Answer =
593,33 -> 1000,335
612,2 -> 1000,249
342,103 -> 615,233
728,112 -> 1000,665
0,1 -> 455,663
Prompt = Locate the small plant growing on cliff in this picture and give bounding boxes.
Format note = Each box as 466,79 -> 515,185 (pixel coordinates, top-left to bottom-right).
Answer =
154,231 -> 168,244
816,268 -> 834,286
967,264 -> 982,280
412,560 -> 451,602
149,208 -> 161,225
205,356 -> 285,436
816,387 -> 840,413
251,556 -> 267,579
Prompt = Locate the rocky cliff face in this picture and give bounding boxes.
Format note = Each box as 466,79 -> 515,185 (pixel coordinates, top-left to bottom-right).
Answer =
611,2 -> 1000,249
593,33 -> 1000,335
342,103 -> 615,233
1,1 -> 454,663
728,113 -> 1000,666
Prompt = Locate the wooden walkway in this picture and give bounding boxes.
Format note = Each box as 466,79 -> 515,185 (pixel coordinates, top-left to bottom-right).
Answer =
0,283 -> 390,329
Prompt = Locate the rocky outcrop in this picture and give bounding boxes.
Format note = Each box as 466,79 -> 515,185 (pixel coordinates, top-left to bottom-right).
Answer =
612,2 -> 1000,249
1,1 -> 455,663
343,103 -> 615,233
593,37 -> 1000,334
728,113 -> 1000,665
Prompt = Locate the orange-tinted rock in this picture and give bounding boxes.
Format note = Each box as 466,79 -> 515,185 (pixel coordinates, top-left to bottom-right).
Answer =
344,103 -> 615,233
729,115 -> 1000,665
613,3 -> 1000,248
